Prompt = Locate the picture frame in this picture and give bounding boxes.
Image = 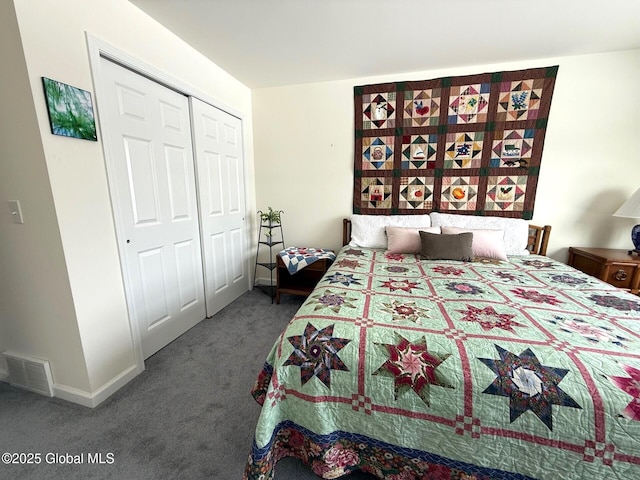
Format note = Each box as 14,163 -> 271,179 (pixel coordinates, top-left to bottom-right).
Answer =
42,77 -> 97,141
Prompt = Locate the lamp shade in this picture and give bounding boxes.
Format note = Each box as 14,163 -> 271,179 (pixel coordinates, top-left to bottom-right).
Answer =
613,187 -> 640,219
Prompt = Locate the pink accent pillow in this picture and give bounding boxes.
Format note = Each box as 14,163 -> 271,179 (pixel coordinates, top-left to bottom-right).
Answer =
385,226 -> 441,254
441,226 -> 507,260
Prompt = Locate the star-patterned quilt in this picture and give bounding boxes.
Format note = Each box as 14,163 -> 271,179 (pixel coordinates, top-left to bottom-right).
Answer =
245,247 -> 640,480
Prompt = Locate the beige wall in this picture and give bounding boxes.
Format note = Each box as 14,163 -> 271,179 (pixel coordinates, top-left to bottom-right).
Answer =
3,0 -> 639,405
1,0 -> 254,405
0,0 -> 90,392
252,50 -> 640,263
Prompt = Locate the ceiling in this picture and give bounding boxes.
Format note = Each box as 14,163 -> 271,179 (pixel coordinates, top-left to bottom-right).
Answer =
130,0 -> 640,89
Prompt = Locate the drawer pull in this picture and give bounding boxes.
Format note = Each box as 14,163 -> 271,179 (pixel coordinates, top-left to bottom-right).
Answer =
614,269 -> 628,281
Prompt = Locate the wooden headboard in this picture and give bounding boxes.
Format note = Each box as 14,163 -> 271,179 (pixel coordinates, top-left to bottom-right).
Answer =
342,219 -> 551,256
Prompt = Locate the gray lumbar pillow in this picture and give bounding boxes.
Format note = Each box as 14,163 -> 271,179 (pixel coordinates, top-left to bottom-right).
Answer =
419,231 -> 474,261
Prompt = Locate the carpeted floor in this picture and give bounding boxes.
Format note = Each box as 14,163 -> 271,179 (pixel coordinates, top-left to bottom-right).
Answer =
0,289 -> 375,480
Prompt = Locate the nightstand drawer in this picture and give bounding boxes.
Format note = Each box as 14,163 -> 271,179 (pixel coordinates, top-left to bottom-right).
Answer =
605,264 -> 636,289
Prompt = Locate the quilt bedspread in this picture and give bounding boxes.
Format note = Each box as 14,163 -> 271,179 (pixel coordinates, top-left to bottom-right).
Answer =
245,247 -> 640,480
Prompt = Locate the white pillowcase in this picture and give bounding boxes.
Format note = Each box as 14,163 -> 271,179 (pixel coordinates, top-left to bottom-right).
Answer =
441,226 -> 507,260
386,226 -> 441,254
430,212 -> 529,255
350,214 -> 431,248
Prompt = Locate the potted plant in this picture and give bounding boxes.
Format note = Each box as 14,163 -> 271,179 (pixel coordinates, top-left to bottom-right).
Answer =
259,207 -> 282,237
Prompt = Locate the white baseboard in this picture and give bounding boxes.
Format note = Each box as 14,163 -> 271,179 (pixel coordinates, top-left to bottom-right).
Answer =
53,364 -> 140,408
1,358 -> 141,408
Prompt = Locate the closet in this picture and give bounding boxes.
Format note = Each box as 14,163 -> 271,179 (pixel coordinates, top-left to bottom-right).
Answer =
97,57 -> 248,359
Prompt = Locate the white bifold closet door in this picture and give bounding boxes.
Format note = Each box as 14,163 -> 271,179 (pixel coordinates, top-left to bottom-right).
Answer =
98,58 -> 248,359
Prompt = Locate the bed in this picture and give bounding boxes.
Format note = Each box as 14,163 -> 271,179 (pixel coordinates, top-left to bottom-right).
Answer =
244,214 -> 640,480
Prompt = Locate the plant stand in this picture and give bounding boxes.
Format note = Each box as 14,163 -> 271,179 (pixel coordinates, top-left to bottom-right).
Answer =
253,211 -> 284,302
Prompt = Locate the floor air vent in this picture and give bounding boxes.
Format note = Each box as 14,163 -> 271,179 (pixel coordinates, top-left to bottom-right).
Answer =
3,352 -> 54,397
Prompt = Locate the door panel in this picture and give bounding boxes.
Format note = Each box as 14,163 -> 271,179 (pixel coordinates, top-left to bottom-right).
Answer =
124,137 -> 160,225
227,154 -> 241,213
99,58 -> 206,359
204,151 -> 224,215
138,247 -> 169,328
165,145 -> 191,220
191,98 -> 249,315
211,233 -> 228,292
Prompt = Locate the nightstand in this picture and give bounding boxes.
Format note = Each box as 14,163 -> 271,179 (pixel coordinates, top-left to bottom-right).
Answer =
567,247 -> 640,294
276,255 -> 333,304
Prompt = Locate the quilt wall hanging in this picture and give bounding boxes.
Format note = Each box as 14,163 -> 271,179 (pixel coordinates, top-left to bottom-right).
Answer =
353,65 -> 559,219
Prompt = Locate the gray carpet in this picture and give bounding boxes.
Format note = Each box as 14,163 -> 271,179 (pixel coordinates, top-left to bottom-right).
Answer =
0,289 -> 375,480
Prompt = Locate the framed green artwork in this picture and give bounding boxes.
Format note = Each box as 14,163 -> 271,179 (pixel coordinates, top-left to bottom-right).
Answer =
42,77 -> 97,141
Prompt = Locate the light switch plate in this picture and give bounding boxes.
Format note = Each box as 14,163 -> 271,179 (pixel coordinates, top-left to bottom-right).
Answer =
8,200 -> 24,224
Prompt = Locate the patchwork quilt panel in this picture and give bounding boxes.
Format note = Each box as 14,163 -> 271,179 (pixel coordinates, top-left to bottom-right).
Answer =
353,66 -> 558,219
245,247 -> 640,480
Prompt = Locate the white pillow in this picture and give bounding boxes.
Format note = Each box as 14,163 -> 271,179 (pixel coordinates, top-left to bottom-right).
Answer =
430,212 -> 529,255
386,226 -> 441,254
440,226 -> 507,260
350,214 -> 431,248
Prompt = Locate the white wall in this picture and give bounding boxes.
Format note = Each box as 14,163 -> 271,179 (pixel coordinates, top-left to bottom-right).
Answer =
0,0 -> 90,390
252,50 -> 640,262
1,0 -> 254,405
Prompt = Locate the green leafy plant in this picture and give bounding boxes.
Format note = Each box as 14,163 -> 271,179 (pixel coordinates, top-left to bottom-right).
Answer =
259,208 -> 282,237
